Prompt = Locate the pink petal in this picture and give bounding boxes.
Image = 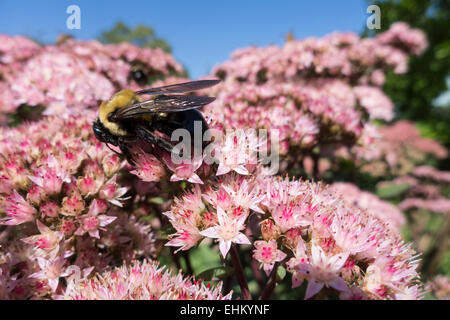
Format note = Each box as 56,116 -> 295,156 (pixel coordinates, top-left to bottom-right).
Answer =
305,278 -> 324,300
219,240 -> 232,258
295,262 -> 310,275
233,165 -> 249,175
276,250 -> 287,262
329,252 -> 350,272
83,266 -> 95,277
216,206 -> 227,226
187,174 -> 203,184
28,175 -> 43,187
108,199 -> 123,207
48,278 -> 59,292
170,174 -> 182,182
250,204 -> 264,214
89,230 -> 100,239
36,220 -> 51,234
36,257 -> 47,269
29,271 -> 43,280
88,200 -> 100,216
234,233 -> 251,245
74,227 -> 84,236
165,238 -> 184,247
310,241 -> 325,264
98,215 -> 117,226
295,237 -> 308,255
199,226 -> 220,239
292,272 -> 304,288
263,263 -> 274,276
216,163 -> 230,176
328,277 -> 350,293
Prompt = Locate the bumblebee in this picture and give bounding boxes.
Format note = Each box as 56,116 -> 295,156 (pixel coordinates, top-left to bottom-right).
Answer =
92,79 -> 220,163
129,62 -> 150,86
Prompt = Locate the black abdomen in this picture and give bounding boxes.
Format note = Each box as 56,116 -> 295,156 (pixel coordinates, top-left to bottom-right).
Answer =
152,109 -> 209,145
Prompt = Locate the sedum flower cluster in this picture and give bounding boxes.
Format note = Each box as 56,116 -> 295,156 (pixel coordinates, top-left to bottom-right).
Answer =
0,112 -> 160,298
202,23 -> 427,168
163,173 -> 423,300
0,36 -> 184,121
64,259 -> 232,300
328,182 -> 405,232
426,275 -> 450,300
352,120 -> 448,178
375,166 -> 450,215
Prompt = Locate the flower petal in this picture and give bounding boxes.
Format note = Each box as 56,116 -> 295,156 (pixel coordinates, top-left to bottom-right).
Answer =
328,276 -> 350,293
199,227 -> 220,239
234,233 -> 251,245
216,163 -> 230,176
187,173 -> 203,184
219,240 -> 232,258
305,278 -> 324,300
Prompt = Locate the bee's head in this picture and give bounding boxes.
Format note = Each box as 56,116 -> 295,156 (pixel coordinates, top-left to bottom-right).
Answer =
92,119 -> 107,143
130,64 -> 148,86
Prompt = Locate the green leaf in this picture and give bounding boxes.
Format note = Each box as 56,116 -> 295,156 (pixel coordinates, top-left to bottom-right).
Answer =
376,183 -> 411,199
189,243 -> 221,274
197,266 -> 234,281
99,21 -> 172,53
276,266 -> 286,282
149,197 -> 165,205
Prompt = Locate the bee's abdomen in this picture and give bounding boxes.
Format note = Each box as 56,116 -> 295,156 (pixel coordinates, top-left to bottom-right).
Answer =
169,109 -> 209,135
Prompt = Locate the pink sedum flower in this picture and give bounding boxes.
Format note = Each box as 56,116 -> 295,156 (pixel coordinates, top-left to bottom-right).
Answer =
199,206 -> 251,258
77,175 -> 104,196
1,190 -> 36,225
22,220 -> 63,256
295,240 -> 350,299
28,155 -> 70,195
130,152 -> 166,182
164,215 -> 203,252
98,175 -> 129,207
29,251 -> 70,292
163,153 -> 204,184
74,200 -> 117,239
215,130 -> 259,176
40,201 -> 59,218
253,240 -> 287,275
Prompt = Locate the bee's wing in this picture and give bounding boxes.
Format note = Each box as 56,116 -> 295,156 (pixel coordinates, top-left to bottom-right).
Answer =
134,79 -> 220,95
111,95 -> 216,120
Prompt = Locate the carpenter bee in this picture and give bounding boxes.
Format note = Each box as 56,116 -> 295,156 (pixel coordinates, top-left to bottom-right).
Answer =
129,63 -> 149,86
92,79 -> 220,163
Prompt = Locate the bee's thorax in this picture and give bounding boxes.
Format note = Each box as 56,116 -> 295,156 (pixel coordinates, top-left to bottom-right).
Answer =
99,89 -> 140,136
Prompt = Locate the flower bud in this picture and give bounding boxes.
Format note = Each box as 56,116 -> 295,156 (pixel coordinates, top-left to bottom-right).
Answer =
260,219 -> 281,241
283,228 -> 302,249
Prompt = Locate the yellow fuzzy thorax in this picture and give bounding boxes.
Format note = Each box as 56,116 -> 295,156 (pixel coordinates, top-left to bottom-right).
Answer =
99,89 -> 142,136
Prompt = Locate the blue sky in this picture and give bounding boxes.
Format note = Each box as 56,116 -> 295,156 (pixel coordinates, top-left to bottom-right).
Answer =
0,0 -> 369,79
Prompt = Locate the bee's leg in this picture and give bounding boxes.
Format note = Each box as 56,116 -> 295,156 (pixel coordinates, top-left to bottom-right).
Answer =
135,126 -> 173,153
117,138 -> 136,165
152,120 -> 188,157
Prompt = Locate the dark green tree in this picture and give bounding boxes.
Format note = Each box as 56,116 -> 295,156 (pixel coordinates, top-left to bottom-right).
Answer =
99,21 -> 172,53
365,0 -> 450,144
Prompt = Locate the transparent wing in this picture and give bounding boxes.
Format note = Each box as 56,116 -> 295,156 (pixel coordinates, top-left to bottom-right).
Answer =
134,79 -> 220,95
111,95 -> 216,120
